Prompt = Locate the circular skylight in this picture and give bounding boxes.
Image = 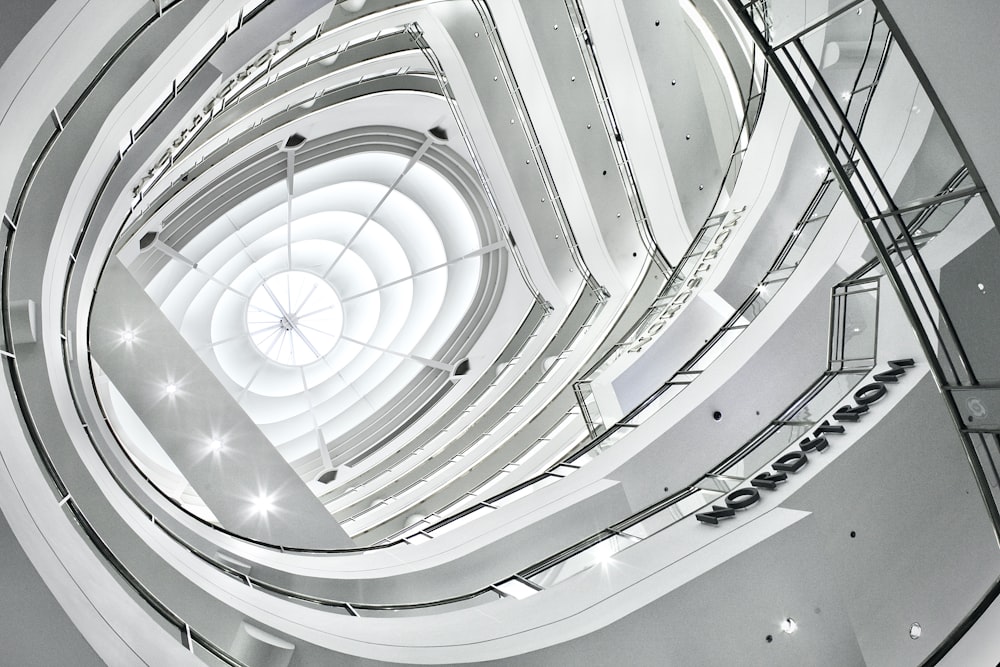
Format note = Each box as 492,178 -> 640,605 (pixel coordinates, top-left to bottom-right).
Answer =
246,271 -> 343,366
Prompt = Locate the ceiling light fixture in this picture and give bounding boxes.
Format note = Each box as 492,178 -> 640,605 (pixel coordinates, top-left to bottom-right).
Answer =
252,494 -> 274,515
780,617 -> 798,634
165,383 -> 177,396
121,329 -> 135,343
909,622 -> 922,639
208,438 -> 223,452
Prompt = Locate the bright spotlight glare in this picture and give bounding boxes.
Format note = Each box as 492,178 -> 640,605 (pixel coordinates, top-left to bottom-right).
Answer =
165,383 -> 177,395
121,329 -> 135,343
252,494 -> 274,515
780,618 -> 798,634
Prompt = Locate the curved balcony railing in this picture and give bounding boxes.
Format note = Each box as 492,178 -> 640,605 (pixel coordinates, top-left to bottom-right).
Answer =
1,0 -> 996,663
572,2 -> 886,435
34,0 -> 610,566
3,4 -> 249,663
727,0 -> 1000,661
43,0 -> 890,559
9,0 -> 884,564
470,0 -> 611,303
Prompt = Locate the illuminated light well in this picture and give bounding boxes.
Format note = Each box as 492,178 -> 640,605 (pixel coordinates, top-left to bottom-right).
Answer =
246,271 -> 343,366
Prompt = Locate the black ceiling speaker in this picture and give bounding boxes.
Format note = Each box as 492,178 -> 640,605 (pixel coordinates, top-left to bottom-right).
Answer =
428,126 -> 449,141
317,469 -> 338,484
452,358 -> 471,377
283,133 -> 307,150
138,231 -> 158,251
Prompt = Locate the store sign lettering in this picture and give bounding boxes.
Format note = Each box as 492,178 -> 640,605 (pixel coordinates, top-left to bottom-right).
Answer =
132,30 -> 297,198
628,209 -> 744,354
696,359 -> 915,525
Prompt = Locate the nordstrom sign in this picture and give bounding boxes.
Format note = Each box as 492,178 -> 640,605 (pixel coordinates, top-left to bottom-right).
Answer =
696,359 -> 915,525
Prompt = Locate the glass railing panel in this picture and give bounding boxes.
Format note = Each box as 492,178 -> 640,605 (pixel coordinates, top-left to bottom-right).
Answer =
491,475 -> 560,508
621,383 -> 686,427
777,215 -> 826,269
882,119 -> 965,211
526,533 -> 640,589
688,327 -> 744,373
765,265 -> 796,282
566,427 -> 631,464
428,494 -> 479,522
838,286 -> 878,366
781,372 -> 864,423
794,1 -> 884,109
901,190 -> 982,238
494,577 -> 540,600
574,382 -> 605,434
620,489 -> 723,539
760,0 -> 865,47
354,590 -> 503,617
694,474 -> 744,493
740,281 -> 782,321
403,531 -> 432,545
424,504 -> 492,537
722,422 -> 815,479
810,179 -> 843,220
690,219 -> 720,256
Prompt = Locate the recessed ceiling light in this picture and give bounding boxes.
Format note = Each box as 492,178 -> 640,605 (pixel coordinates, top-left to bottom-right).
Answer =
121,329 -> 135,343
780,617 -> 797,634
252,494 -> 273,515
814,166 -> 826,176
909,622 -> 922,639
208,438 -> 222,452
165,383 -> 177,396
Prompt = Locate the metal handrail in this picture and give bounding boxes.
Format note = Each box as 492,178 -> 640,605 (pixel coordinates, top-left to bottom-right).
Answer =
3,0 -> 992,654
567,0 -> 772,401
470,1 -> 609,302
1,2 -> 247,663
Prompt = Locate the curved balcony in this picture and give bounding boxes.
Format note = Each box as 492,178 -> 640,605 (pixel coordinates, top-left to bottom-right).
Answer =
0,0 -> 998,665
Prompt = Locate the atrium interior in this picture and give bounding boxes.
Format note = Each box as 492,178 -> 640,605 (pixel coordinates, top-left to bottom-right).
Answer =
1,0 -> 1000,665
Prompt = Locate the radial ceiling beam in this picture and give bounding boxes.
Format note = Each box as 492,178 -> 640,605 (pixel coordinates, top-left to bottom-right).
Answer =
320,134 -> 436,280
339,335 -> 464,373
341,241 -> 505,302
